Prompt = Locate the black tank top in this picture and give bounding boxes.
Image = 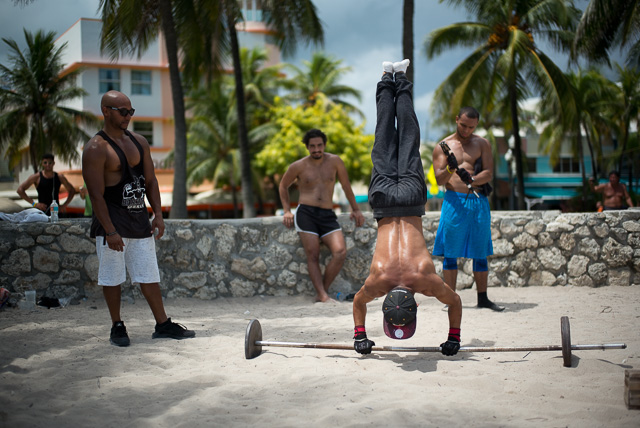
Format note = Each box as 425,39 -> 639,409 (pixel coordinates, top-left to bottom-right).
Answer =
36,172 -> 60,214
90,130 -> 152,239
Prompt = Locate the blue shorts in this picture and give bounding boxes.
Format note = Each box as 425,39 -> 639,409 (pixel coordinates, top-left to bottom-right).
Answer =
433,191 -> 493,259
294,204 -> 341,238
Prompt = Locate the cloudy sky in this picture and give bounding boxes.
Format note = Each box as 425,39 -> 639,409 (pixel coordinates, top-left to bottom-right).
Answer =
0,0 -> 596,138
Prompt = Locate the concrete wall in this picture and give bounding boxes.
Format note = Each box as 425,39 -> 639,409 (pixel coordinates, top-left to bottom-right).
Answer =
1,210 -> 639,300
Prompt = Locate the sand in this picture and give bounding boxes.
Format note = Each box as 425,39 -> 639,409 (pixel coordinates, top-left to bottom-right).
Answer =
1,285 -> 638,427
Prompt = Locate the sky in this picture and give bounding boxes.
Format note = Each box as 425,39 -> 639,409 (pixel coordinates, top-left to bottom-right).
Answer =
0,0 -> 606,138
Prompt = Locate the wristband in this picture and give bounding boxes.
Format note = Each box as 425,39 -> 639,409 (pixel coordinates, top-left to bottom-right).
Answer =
448,327 -> 461,342
32,202 -> 37,207
446,165 -> 454,174
354,325 -> 366,335
106,231 -> 118,237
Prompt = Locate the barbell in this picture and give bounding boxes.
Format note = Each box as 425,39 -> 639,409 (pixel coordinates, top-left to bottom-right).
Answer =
244,317 -> 626,367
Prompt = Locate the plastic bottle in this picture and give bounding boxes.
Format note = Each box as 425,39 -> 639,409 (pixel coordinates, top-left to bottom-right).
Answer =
334,292 -> 347,301
50,200 -> 59,222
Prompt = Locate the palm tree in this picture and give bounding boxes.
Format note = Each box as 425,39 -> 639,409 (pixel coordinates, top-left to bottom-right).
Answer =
403,0 -> 415,86
611,63 -> 640,191
184,82 -> 242,217
99,0 -> 229,219
574,0 -> 640,68
424,0 -> 580,210
222,0 -> 324,218
539,68 -> 618,183
285,52 -> 363,116
0,30 -> 98,172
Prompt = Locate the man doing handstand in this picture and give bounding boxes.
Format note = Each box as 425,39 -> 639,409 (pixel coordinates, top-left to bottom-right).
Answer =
352,60 -> 462,357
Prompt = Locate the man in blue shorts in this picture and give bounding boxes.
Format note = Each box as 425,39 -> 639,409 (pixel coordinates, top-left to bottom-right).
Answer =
83,90 -> 196,346
351,60 -> 462,357
279,129 -> 365,302
432,107 -> 504,311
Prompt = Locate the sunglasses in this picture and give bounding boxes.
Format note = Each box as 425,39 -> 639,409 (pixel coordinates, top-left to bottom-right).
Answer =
106,106 -> 136,117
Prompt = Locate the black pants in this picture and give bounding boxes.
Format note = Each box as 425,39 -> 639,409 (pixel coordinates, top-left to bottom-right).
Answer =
368,74 -> 427,219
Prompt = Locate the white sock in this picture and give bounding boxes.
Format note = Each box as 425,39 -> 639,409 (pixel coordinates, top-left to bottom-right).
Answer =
393,59 -> 410,74
382,61 -> 394,74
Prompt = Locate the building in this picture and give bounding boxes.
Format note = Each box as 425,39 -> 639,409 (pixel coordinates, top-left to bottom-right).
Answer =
5,6 -> 280,215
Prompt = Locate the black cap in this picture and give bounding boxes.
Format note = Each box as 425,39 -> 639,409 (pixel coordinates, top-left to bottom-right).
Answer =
382,288 -> 417,340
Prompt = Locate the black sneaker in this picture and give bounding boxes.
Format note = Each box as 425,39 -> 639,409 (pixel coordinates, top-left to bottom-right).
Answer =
110,321 -> 131,347
477,299 -> 505,312
152,318 -> 195,340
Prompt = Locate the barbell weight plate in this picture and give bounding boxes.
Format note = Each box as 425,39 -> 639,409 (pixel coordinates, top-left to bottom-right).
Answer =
245,319 -> 263,360
561,316 -> 572,367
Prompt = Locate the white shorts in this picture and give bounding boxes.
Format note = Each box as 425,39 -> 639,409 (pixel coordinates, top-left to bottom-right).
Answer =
96,236 -> 161,286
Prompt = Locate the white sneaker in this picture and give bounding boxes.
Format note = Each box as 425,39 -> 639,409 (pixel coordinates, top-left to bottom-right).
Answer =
393,59 -> 410,74
382,61 -> 394,74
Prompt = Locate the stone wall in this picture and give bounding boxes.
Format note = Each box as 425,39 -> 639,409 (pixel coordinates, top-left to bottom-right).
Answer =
1,210 -> 639,300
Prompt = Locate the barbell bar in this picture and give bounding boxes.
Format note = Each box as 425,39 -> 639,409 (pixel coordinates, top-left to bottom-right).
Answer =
244,317 -> 627,367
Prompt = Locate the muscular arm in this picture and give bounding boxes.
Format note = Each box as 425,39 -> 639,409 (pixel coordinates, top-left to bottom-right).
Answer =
622,184 -> 634,207
58,173 -> 76,207
590,181 -> 606,193
136,132 -> 164,239
335,157 -> 364,227
278,162 -> 300,228
352,278 -> 385,327
433,144 -> 455,186
16,174 -> 42,208
83,138 -> 116,235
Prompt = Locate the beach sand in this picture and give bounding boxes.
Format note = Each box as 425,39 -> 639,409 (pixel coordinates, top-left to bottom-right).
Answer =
1,285 -> 638,427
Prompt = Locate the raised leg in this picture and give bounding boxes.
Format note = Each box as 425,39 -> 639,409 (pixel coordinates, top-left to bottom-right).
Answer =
395,73 -> 426,200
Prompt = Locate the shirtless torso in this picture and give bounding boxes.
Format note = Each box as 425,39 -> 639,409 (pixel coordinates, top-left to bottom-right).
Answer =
591,174 -> 633,209
354,216 -> 461,328
433,129 -> 493,193
285,153 -> 343,210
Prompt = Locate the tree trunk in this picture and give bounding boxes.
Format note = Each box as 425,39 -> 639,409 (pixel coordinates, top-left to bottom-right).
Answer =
584,123 -> 598,179
159,0 -> 188,219
226,13 -> 255,218
402,0 -> 414,87
509,85 -> 526,210
618,116 -> 630,173
576,131 -> 587,209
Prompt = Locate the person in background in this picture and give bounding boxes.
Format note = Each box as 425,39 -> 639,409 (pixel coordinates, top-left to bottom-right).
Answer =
431,107 -> 504,312
279,128 -> 365,303
589,171 -> 634,210
17,153 -> 76,216
83,90 -> 195,347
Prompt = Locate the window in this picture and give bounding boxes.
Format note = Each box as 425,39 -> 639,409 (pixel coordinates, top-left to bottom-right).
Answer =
553,157 -> 581,173
99,69 -> 120,92
133,121 -> 154,146
526,157 -> 537,174
131,70 -> 152,95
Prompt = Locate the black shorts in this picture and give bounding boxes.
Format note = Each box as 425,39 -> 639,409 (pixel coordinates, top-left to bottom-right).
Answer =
294,204 -> 341,238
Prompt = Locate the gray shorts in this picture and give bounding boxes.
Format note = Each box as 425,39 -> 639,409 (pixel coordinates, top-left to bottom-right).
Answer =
95,236 -> 160,286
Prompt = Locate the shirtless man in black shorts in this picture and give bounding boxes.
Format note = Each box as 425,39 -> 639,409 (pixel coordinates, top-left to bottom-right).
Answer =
279,129 -> 365,302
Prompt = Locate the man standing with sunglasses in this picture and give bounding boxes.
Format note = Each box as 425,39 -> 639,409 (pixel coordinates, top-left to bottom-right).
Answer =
17,153 -> 76,216
82,90 -> 195,347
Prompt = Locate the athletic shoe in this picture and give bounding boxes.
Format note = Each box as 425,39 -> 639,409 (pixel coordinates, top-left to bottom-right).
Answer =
152,318 -> 196,339
110,321 -> 131,347
382,61 -> 394,74
478,299 -> 505,312
393,59 -> 410,74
